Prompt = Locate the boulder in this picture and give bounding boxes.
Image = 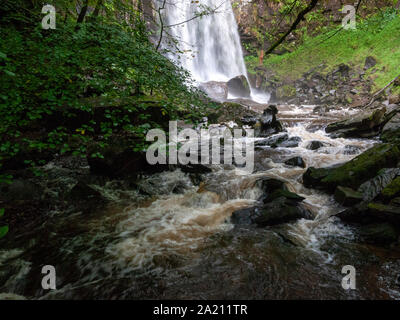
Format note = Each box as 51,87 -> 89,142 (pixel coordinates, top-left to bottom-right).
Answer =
285,157 -> 306,168
358,223 -> 398,246
343,145 -> 362,155
255,133 -> 288,148
307,140 -> 325,151
358,168 -> 400,202
325,107 -> 387,138
280,136 -> 302,148
227,75 -> 251,98
303,143 -> 400,191
0,179 -> 43,201
232,178 -> 311,227
334,186 -> 363,206
257,105 -> 284,137
381,176 -> 400,201
381,112 -> 400,143
254,196 -> 311,227
199,81 -> 228,101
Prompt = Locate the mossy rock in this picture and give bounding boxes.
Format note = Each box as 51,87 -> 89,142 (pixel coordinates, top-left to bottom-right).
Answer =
381,176 -> 400,200
334,186 -> 363,206
303,143 -> 400,191
276,85 -> 296,100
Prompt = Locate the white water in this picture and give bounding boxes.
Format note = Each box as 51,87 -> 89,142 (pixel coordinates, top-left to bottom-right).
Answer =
156,0 -> 247,82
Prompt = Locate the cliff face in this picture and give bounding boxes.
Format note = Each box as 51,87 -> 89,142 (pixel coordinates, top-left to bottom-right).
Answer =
232,0 -> 395,55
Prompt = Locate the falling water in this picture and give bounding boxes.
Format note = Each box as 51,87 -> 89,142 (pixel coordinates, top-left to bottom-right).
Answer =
157,0 -> 248,82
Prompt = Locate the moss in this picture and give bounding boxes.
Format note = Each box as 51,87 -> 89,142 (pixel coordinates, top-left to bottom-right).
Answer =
382,176 -> 400,199
255,13 -> 400,90
303,143 -> 400,191
276,85 -> 296,99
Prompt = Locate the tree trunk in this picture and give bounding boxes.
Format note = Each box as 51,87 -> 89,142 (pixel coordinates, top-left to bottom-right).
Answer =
265,0 -> 319,56
92,0 -> 104,18
77,0 -> 89,23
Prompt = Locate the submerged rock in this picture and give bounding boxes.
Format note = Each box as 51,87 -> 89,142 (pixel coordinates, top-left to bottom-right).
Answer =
285,157 -> 306,168
227,75 -> 251,98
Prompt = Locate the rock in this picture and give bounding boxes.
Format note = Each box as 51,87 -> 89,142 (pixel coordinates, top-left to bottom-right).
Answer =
87,139 -> 161,178
334,186 -> 363,206
325,107 -> 387,138
227,75 -> 251,98
232,178 -> 312,227
367,202 -> 400,224
231,206 -> 262,225
307,141 -> 324,150
255,133 -> 288,148
279,137 -> 301,148
358,223 -> 398,246
358,168 -> 400,202
389,94 -> 400,105
0,179 -> 43,201
303,143 -> 400,191
69,181 -> 105,201
257,105 -> 284,137
381,176 -> 400,201
364,56 -> 377,70
381,112 -> 400,143
285,157 -> 306,168
343,145 -> 362,155
254,196 -> 311,227
199,81 -> 228,101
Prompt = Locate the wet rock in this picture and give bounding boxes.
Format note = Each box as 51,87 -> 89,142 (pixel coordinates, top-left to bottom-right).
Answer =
334,186 -> 363,206
254,196 -> 311,227
279,136 -> 301,148
343,145 -> 362,155
232,178 -> 312,226
303,143 -> 400,192
325,107 -> 387,138
285,157 -> 306,168
227,75 -> 251,98
367,202 -> 400,224
69,181 -> 105,201
0,179 -> 43,201
255,133 -> 288,148
231,206 -> 262,225
257,105 -> 284,137
364,56 -> 377,70
358,223 -> 398,246
381,176 -> 400,201
199,81 -> 228,101
381,112 -> 400,143
358,168 -> 400,202
307,141 -> 324,150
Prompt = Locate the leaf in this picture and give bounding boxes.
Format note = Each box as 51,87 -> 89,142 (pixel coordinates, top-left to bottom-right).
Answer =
0,226 -> 8,239
0,208 -> 4,218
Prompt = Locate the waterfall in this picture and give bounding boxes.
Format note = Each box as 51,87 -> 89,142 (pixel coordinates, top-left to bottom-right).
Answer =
156,0 -> 248,83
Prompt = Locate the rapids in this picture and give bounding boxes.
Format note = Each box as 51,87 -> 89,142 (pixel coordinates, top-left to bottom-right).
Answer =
1,105 -> 400,299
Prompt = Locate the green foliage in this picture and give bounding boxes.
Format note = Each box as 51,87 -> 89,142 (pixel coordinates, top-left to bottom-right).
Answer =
246,8 -> 400,90
0,10 -> 211,171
